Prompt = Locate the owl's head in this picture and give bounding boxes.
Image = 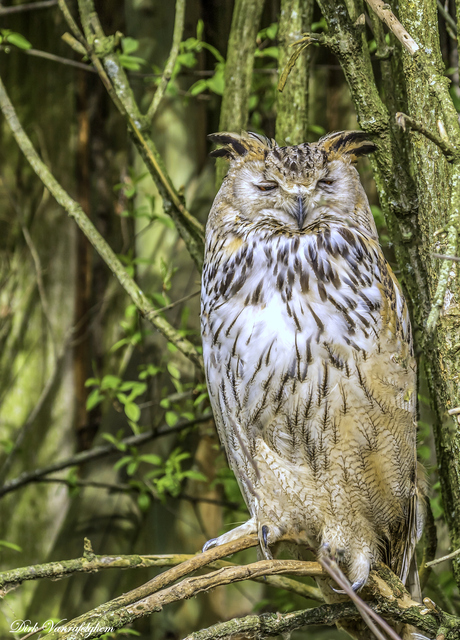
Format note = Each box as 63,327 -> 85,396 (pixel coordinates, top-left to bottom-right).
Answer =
209,131 -> 378,237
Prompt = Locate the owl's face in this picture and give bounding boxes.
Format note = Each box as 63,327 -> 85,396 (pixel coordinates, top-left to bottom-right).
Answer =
209,131 -> 378,238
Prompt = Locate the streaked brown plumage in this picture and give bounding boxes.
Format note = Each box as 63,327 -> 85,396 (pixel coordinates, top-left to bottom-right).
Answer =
201,131 -> 425,605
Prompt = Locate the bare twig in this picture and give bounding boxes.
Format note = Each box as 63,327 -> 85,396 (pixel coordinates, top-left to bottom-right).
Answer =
437,0 -> 457,36
396,112 -> 459,162
0,73 -> 204,368
21,46 -> 96,72
0,0 -> 57,15
425,546 -> 460,567
432,253 -> 460,262
363,0 -> 419,54
0,414 -> 211,497
147,0 -> 185,120
320,556 -> 402,640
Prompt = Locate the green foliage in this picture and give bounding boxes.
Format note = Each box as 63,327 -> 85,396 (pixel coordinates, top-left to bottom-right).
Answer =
85,367 -> 148,430
0,539 -> 22,552
118,37 -> 146,71
150,19 -> 226,98
0,29 -> 32,50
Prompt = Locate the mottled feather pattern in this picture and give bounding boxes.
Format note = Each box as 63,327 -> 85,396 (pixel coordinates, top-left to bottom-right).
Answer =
201,131 -> 423,597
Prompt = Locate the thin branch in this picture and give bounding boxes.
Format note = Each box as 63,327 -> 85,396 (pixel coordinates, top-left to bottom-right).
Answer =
44,535 -> 261,640
363,0 -> 419,54
320,556 -> 401,640
437,0 -> 458,35
0,414 -> 211,497
146,0 -> 185,120
0,543 -> 322,602
47,549 -> 327,639
432,252 -> 460,262
0,73 -> 203,369
58,0 -> 205,269
425,546 -> 460,567
30,477 -> 241,510
396,111 -> 459,162
22,46 -> 97,72
0,0 -> 57,15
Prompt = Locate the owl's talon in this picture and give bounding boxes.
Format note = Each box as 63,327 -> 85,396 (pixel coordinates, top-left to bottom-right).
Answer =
202,538 -> 217,553
330,579 -> 365,594
330,584 -> 346,594
262,525 -> 269,549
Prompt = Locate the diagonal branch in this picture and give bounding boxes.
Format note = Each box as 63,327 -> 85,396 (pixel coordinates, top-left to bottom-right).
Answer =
0,74 -> 203,370
57,0 -> 205,269
146,0 -> 185,120
0,540 -> 321,601
0,414 -> 211,498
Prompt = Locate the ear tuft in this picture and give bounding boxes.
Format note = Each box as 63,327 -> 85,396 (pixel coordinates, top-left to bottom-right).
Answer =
319,130 -> 377,161
208,133 -> 249,160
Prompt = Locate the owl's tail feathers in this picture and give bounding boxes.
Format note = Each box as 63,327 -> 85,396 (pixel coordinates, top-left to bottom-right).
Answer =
202,516 -> 257,552
405,552 -> 422,603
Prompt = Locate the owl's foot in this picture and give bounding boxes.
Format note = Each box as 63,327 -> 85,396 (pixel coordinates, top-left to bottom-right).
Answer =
320,543 -> 370,594
202,517 -> 257,552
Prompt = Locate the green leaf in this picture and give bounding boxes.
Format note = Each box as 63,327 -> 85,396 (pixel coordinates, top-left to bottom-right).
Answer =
167,363 -> 181,379
127,460 -> 139,476
196,18 -> 204,41
6,32 -> 32,50
266,23 -> 278,40
118,54 -> 146,71
124,402 -> 141,422
101,375 -> 121,390
255,46 -> 279,60
165,411 -> 178,426
113,455 -> 132,471
183,470 -> 207,482
139,454 -> 163,466
207,70 -> 225,95
137,493 -> 151,511
85,377 -> 100,387
0,540 -> 22,552
86,388 -> 103,411
101,433 -> 127,451
189,78 -> 208,96
122,37 -> 139,55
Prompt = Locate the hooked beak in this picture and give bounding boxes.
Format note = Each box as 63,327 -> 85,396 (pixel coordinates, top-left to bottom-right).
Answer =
294,195 -> 306,229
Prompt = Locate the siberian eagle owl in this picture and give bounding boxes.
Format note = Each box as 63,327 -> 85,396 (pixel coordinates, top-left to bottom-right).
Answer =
200,130 -> 424,597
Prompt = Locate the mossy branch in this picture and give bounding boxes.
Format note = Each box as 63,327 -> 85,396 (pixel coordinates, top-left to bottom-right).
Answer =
43,545 -> 454,640
58,0 -> 205,270
0,538 -> 321,602
0,74 -> 203,370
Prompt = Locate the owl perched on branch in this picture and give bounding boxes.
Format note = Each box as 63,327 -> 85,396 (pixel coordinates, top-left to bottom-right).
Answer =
201,130 -> 424,598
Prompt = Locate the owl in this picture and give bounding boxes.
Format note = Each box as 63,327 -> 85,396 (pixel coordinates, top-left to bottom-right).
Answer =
200,130 -> 425,600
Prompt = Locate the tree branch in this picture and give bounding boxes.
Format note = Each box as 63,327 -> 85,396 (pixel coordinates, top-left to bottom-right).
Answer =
0,0 -> 58,15
0,73 -> 204,370
58,0 -> 205,269
396,111 -> 459,162
0,414 -> 211,498
0,542 -> 323,603
364,0 -> 419,54
146,0 -> 185,120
